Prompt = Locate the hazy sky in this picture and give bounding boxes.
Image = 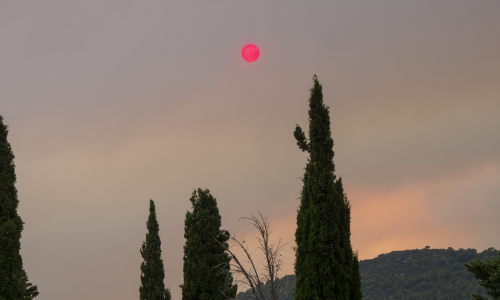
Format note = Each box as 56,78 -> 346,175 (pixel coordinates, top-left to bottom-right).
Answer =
1,1 -> 500,299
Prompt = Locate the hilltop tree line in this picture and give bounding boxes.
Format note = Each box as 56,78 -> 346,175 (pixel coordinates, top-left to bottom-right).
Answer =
353,247 -> 500,300
2,77 -> 498,299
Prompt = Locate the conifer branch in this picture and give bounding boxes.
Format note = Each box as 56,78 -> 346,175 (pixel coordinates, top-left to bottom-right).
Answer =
294,125 -> 310,152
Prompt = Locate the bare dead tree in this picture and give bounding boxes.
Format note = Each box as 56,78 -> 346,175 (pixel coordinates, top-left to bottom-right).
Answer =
213,211 -> 293,300
213,234 -> 266,300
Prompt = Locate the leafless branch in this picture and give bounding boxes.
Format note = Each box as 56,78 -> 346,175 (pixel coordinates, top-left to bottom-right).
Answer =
212,236 -> 265,300
214,211 -> 292,300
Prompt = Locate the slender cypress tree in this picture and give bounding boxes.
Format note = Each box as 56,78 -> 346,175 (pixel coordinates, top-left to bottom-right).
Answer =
336,178 -> 362,300
140,199 -> 171,300
350,252 -> 362,300
181,188 -> 237,300
0,115 -> 38,300
293,76 -> 360,299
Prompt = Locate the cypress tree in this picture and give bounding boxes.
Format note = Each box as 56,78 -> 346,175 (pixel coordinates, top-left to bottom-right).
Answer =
293,76 -> 360,299
336,178 -> 362,300
0,115 -> 38,300
181,188 -> 237,300
350,252 -> 362,300
140,199 -> 171,300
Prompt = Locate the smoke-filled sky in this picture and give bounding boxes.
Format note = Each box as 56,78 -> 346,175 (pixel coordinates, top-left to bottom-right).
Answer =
2,1 -> 500,299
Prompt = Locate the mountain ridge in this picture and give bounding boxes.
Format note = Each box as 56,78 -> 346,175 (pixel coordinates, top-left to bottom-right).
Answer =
234,247 -> 499,300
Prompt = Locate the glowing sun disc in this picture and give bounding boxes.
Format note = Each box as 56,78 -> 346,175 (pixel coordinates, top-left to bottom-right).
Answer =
242,44 -> 260,62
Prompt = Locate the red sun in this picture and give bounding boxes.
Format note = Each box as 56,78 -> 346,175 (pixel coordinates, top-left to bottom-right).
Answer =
242,44 -> 260,62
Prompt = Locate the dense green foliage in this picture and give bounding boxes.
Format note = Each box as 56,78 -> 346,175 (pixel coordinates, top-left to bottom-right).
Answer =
140,200 -> 171,300
181,189 -> 237,300
350,252 -> 362,300
361,247 -> 498,299
293,75 -> 360,299
0,116 -> 38,300
237,247 -> 499,300
465,252 -> 500,299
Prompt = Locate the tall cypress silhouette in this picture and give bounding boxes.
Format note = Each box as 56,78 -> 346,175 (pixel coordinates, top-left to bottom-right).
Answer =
0,115 -> 38,300
350,252 -> 362,300
293,76 -> 360,299
181,188 -> 237,300
140,199 -> 171,300
336,178 -> 362,300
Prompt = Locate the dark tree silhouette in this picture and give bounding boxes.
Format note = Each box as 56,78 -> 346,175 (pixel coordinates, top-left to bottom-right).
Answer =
0,115 -> 38,300
293,76 -> 360,299
181,189 -> 237,300
465,252 -> 500,300
140,199 -> 171,300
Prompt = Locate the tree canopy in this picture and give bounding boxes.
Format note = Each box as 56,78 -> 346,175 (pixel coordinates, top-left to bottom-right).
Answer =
293,75 -> 360,299
181,188 -> 237,300
465,251 -> 500,300
140,199 -> 171,300
0,115 -> 38,300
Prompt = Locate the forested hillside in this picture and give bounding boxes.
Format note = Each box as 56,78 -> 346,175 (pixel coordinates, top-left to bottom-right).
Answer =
235,247 -> 499,300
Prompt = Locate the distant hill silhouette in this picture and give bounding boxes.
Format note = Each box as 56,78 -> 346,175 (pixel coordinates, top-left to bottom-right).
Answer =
235,247 -> 499,300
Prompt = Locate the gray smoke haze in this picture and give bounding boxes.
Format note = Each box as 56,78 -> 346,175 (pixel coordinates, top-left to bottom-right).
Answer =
1,1 -> 499,299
